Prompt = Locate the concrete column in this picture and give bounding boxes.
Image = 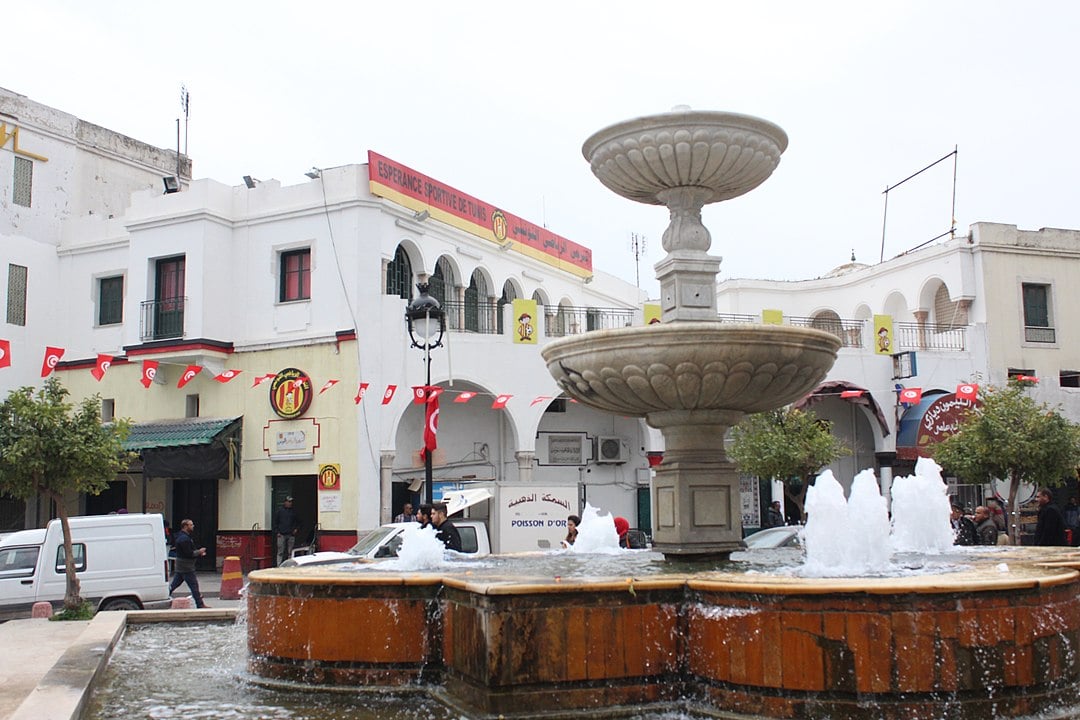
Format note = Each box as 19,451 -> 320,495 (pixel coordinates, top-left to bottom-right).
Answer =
913,310 -> 929,349
515,451 -> 535,483
379,451 -> 395,525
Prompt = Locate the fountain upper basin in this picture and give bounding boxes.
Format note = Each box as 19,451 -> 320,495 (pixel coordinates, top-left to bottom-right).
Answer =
582,108 -> 789,205
542,323 -> 841,424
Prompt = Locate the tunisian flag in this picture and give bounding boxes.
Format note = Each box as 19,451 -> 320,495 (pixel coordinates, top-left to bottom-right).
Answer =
139,360 -> 159,388
423,386 -> 439,455
90,354 -> 113,382
956,383 -> 979,401
41,346 -> 65,377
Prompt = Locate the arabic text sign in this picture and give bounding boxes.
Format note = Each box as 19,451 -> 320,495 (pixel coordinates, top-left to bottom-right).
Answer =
368,151 -> 592,277
499,485 -> 578,553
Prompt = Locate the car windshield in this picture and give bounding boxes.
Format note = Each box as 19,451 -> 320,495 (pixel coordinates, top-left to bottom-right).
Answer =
347,527 -> 398,556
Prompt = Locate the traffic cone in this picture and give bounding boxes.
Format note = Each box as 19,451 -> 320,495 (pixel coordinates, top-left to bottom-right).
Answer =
220,555 -> 243,600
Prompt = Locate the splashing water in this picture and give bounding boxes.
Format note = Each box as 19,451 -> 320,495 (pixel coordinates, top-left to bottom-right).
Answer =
568,503 -> 623,554
803,469 -> 890,575
802,460 -> 957,577
890,457 -> 954,554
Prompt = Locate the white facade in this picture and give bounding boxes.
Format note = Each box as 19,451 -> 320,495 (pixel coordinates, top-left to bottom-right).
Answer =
717,223 -> 1080,493
2,90 -> 652,557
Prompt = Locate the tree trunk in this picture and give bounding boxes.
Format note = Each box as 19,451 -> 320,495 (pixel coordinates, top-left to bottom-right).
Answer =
49,492 -> 83,610
1006,474 -> 1021,545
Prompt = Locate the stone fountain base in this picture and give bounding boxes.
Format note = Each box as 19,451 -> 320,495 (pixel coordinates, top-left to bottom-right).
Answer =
247,549 -> 1080,719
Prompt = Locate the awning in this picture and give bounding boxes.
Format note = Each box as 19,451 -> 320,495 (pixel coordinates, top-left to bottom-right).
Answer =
896,391 -> 975,460
793,380 -> 891,437
124,417 -> 242,480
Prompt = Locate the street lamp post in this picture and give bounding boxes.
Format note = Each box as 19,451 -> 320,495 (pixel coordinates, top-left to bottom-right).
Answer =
405,282 -> 446,505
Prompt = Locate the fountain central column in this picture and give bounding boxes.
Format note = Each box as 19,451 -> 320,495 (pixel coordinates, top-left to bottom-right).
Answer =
544,108 -> 840,559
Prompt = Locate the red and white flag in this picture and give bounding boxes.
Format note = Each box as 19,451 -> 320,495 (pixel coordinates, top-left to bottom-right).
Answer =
0,338 -> 10,369
177,365 -> 202,388
41,346 -> 65,377
140,360 -> 159,388
381,385 -> 397,405
354,382 -> 369,404
530,395 -> 553,407
453,391 -> 477,404
840,389 -> 864,399
424,386 -> 440,455
319,379 -> 339,395
251,373 -> 275,387
956,383 -> 979,401
90,354 -> 113,382
214,369 -> 241,383
899,387 -> 922,404
412,386 -> 428,404
491,394 -> 512,409
1017,375 -> 1039,383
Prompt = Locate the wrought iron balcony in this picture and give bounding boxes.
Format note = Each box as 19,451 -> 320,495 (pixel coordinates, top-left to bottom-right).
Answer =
140,298 -> 187,341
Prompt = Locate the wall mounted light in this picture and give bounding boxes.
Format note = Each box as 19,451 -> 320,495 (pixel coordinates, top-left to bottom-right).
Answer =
243,175 -> 257,189
162,176 -> 180,194
413,209 -> 430,222
304,168 -> 321,179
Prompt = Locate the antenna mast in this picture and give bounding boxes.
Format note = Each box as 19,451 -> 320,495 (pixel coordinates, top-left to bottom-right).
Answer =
180,85 -> 190,157
629,232 -> 647,288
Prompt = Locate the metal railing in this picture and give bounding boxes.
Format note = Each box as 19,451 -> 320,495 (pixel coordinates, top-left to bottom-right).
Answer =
543,305 -> 636,337
788,316 -> 866,349
441,300 -> 499,335
140,298 -> 187,341
894,321 -> 967,351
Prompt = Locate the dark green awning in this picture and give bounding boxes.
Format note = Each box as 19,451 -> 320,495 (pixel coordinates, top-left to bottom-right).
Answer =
124,417 -> 242,480
124,417 -> 241,451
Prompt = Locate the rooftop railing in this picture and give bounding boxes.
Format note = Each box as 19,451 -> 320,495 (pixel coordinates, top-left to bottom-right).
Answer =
894,321 -> 967,351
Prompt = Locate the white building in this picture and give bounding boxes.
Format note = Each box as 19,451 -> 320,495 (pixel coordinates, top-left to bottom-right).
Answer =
1,91 -> 653,562
717,222 -> 1080,508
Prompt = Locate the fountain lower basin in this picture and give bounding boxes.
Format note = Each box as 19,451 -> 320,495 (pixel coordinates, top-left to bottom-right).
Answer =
246,548 -> 1080,719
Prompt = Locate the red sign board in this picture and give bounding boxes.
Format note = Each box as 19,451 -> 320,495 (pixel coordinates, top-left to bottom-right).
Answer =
367,151 -> 592,277
898,393 -> 979,460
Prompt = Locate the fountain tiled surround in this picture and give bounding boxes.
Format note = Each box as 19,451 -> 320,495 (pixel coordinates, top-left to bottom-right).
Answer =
247,551 -> 1080,719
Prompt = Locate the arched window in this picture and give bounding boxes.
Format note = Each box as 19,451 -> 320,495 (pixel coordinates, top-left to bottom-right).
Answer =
429,258 -> 452,306
497,281 -> 517,335
386,245 -> 412,299
464,271 -> 489,333
810,310 -> 844,340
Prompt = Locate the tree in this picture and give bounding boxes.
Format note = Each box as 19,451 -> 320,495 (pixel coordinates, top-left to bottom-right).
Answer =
933,378 -> 1080,543
729,407 -> 851,522
0,378 -> 132,610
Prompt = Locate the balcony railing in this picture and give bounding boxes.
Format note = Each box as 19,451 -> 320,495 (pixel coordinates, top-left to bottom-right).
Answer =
140,298 -> 187,341
1024,326 -> 1056,343
894,322 -> 966,351
441,300 -> 499,335
788,316 -> 866,349
543,305 -> 637,337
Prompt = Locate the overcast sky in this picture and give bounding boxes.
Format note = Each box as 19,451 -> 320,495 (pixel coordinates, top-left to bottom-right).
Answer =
7,1 -> 1078,296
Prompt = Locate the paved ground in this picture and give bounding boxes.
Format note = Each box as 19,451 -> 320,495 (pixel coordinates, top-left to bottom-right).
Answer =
0,571 -> 244,720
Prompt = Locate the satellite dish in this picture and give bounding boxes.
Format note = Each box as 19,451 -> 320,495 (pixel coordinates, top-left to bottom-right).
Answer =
991,478 -> 1036,506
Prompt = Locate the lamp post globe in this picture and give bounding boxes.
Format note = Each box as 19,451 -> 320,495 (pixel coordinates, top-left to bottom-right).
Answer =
404,282 -> 445,504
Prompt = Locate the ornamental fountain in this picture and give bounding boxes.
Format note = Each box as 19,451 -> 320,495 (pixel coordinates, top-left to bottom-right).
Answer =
242,109 -> 1080,719
544,107 -> 840,558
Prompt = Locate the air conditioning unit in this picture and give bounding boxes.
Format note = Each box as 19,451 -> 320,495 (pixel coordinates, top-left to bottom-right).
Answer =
595,436 -> 629,464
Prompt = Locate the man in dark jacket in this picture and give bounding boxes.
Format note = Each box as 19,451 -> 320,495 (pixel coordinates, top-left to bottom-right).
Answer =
169,519 -> 208,608
431,502 -> 462,551
273,496 -> 300,565
1034,488 -> 1067,546
950,504 -> 977,546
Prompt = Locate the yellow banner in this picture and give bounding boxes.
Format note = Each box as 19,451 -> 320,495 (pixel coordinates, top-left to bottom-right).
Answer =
761,309 -> 783,325
873,314 -> 894,355
644,303 -> 661,325
512,299 -> 538,344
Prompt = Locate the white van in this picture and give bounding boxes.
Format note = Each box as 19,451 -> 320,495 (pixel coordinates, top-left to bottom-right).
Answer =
0,513 -> 171,620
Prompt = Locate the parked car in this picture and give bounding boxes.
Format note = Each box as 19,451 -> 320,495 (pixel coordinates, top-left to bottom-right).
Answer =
282,519 -> 491,567
0,513 -> 171,619
742,525 -> 802,549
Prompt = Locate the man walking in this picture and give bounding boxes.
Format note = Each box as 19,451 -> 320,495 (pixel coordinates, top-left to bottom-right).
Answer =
273,496 -> 300,565
1034,488 -> 1067,546
169,519 -> 208,608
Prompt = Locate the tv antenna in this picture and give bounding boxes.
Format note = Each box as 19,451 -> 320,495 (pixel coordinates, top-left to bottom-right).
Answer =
629,232 -> 647,288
